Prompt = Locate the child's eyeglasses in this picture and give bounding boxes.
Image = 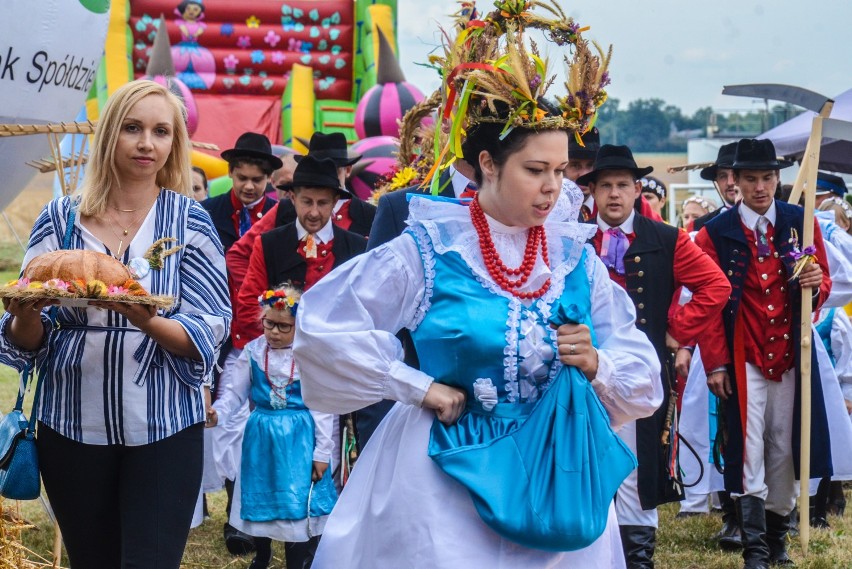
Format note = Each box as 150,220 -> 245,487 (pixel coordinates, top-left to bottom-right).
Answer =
261,318 -> 294,333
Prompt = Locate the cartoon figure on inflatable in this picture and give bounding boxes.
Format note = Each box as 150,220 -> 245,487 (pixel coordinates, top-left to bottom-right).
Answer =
172,0 -> 217,89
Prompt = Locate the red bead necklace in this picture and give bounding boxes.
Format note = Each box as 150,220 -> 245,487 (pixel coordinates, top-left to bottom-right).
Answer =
470,194 -> 551,299
264,344 -> 296,402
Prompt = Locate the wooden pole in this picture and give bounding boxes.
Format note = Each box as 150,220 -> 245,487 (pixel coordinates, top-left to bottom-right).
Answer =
791,100 -> 832,555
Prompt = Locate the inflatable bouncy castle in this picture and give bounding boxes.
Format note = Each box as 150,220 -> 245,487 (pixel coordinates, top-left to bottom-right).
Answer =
1,0 -> 428,205
106,1 -> 408,162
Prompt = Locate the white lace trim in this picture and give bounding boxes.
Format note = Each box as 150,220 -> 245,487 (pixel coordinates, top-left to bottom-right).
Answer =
503,298 -> 522,403
407,197 -> 594,305
406,196 -> 598,402
551,178 -> 586,223
407,225 -> 436,331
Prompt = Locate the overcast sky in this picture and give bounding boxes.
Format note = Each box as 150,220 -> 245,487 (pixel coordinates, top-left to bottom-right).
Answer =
397,0 -> 852,116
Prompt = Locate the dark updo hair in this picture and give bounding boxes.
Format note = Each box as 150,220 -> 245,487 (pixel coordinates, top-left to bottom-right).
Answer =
460,98 -> 567,185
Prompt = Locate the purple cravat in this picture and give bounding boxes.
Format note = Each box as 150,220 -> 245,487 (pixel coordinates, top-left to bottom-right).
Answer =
601,227 -> 628,275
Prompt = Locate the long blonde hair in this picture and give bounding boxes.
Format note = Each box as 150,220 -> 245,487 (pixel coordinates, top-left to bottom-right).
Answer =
76,80 -> 192,216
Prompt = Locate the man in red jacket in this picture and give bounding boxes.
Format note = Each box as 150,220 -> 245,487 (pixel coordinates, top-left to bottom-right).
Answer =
695,139 -> 832,568
580,144 -> 731,568
226,133 -> 375,348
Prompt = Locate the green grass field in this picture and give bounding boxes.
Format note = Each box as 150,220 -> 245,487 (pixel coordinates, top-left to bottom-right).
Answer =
1,358 -> 850,568
0,242 -> 850,568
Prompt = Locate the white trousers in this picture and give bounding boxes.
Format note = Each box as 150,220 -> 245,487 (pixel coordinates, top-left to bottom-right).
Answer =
732,364 -> 797,516
615,420 -> 659,527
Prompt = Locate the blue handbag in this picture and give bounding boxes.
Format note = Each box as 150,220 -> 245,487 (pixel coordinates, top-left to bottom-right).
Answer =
0,364 -> 42,500
0,201 -> 75,500
429,303 -> 638,551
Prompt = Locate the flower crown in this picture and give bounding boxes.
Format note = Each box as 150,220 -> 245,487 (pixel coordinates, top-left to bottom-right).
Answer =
681,195 -> 716,212
258,288 -> 299,316
822,196 -> 852,220
640,177 -> 666,199
423,0 -> 612,190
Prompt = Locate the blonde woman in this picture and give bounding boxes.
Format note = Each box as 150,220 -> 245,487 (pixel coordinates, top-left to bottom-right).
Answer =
818,196 -> 852,234
0,79 -> 231,568
680,196 -> 717,231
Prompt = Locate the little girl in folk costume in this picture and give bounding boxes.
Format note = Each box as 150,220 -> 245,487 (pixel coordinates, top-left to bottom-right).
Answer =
211,284 -> 337,569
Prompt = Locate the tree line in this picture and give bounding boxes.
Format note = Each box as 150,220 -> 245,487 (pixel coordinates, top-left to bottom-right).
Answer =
596,97 -> 804,153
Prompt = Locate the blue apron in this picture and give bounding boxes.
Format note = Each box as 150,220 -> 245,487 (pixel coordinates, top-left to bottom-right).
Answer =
409,229 -> 636,551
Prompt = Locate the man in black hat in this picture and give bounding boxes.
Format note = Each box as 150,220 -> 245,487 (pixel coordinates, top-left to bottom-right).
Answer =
293,132 -> 376,236
227,131 -> 376,350
202,132 -> 281,253
580,144 -> 731,568
569,128 -> 664,223
566,127 -> 600,221
693,142 -> 741,231
236,155 -> 367,343
695,138 -> 833,568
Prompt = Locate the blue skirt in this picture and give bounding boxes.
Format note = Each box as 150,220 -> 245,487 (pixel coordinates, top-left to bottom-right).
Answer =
240,407 -> 337,522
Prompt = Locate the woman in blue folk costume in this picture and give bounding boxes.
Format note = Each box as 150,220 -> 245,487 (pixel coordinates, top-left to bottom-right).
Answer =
294,3 -> 662,567
211,284 -> 337,569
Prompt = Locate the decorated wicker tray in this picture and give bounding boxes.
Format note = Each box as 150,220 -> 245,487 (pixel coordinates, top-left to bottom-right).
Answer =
0,278 -> 174,309
0,248 -> 176,310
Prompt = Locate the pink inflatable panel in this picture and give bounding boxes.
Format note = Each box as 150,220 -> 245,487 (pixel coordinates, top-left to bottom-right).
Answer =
130,0 -> 354,100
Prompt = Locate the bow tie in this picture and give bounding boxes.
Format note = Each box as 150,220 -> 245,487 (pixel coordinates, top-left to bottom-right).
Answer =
302,234 -> 318,258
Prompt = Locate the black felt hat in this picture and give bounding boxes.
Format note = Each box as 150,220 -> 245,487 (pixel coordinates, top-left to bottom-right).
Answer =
291,155 -> 346,197
814,171 -> 848,197
731,139 -> 793,171
699,142 -> 738,181
221,132 -> 284,170
568,127 -> 600,161
294,132 -> 361,167
575,144 -> 653,186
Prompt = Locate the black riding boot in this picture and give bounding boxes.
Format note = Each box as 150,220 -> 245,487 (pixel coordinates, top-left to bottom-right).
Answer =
828,480 -> 847,516
223,478 -> 256,555
248,537 -> 272,569
765,510 -> 793,566
737,495 -> 770,569
285,536 -> 321,569
715,491 -> 742,550
809,477 -> 831,529
619,525 -> 656,569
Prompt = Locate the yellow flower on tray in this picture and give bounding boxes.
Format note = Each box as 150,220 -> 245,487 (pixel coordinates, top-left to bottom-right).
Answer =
85,280 -> 108,298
